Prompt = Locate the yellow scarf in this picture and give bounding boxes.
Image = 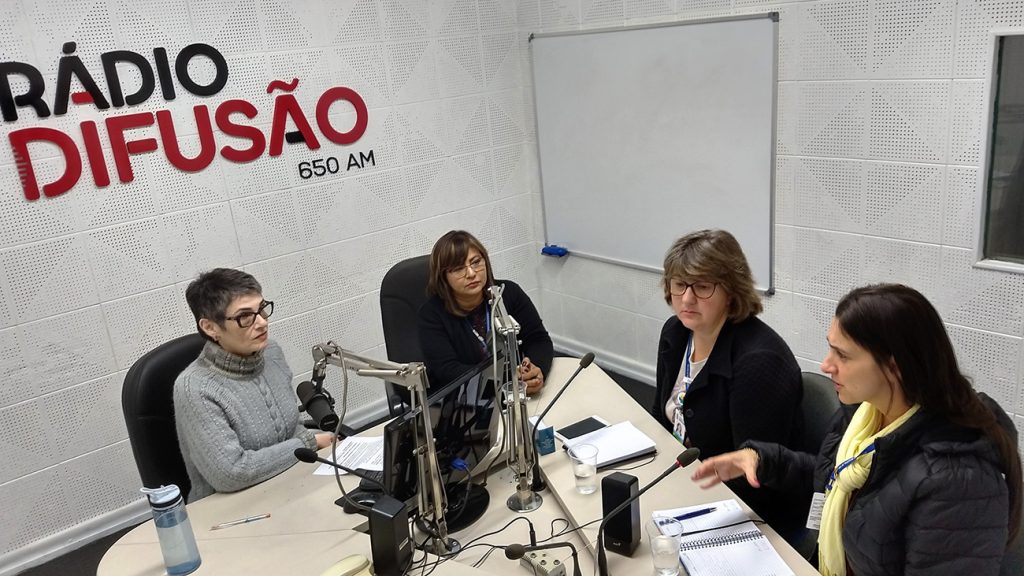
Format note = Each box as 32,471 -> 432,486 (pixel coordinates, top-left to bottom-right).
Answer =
818,402 -> 920,576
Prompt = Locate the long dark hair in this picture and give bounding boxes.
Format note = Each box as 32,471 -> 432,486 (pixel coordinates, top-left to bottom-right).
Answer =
835,283 -> 1022,544
427,230 -> 496,315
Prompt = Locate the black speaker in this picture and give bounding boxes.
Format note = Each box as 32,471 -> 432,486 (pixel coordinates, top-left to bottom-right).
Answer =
369,495 -> 412,576
601,472 -> 640,556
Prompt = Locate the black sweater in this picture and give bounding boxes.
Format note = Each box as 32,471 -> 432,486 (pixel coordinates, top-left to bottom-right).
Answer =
653,315 -> 808,532
418,280 -> 553,390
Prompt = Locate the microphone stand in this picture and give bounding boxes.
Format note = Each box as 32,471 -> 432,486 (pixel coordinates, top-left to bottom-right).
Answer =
308,342 -> 460,555
529,352 -> 595,491
489,284 -> 543,512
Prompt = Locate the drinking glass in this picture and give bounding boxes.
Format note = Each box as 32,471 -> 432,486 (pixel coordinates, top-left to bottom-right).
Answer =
647,517 -> 682,576
567,443 -> 598,494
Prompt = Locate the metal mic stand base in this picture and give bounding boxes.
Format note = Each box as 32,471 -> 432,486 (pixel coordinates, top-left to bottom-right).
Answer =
418,536 -> 461,556
506,489 -> 543,512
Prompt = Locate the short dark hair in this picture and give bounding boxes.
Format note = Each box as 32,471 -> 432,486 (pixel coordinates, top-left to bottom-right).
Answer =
835,283 -> 1022,544
185,268 -> 263,342
427,230 -> 496,316
661,229 -> 762,321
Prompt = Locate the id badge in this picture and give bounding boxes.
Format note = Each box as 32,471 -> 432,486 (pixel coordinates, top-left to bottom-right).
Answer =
672,404 -> 687,444
806,492 -> 825,530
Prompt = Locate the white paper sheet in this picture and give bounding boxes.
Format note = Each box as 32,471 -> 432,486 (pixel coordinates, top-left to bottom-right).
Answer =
313,436 -> 384,476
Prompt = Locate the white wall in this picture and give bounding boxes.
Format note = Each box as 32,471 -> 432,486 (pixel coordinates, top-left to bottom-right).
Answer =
528,0 -> 1024,455
0,0 -> 537,572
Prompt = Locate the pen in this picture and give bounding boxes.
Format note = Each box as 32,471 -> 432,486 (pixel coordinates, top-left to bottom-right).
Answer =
210,513 -> 271,530
674,507 -> 716,521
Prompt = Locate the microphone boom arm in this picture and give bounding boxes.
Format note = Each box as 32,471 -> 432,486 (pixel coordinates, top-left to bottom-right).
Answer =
307,342 -> 457,554
486,284 -> 543,512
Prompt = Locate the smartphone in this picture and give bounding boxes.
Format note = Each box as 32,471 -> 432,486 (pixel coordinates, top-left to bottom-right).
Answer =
554,415 -> 610,443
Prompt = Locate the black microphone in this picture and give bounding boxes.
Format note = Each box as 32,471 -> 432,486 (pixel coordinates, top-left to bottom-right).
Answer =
597,448 -> 700,576
530,352 -> 596,491
293,447 -> 386,492
296,380 -> 340,431
505,542 -> 582,576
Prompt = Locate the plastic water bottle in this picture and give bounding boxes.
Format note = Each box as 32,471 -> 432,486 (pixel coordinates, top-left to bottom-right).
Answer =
141,485 -> 201,575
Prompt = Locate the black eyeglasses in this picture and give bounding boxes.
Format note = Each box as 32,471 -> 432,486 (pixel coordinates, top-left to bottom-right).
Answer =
446,256 -> 486,279
668,280 -> 718,300
223,300 -> 274,328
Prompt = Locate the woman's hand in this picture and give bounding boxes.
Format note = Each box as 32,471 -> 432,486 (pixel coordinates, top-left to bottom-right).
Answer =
519,357 -> 545,394
691,448 -> 761,489
315,432 -> 335,450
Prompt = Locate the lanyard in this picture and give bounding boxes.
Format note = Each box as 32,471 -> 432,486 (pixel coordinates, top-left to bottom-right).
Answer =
826,443 -> 876,493
683,335 -> 694,391
674,336 -> 695,409
468,303 -> 490,352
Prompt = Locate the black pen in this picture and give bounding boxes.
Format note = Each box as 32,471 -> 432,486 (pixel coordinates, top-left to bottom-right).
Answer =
674,507 -> 716,521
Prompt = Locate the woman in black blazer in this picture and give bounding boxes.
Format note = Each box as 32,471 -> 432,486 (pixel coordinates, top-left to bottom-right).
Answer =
418,230 -> 553,392
652,229 -> 807,535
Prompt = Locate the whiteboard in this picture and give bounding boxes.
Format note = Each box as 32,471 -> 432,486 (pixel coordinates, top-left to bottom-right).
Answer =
531,15 -> 777,290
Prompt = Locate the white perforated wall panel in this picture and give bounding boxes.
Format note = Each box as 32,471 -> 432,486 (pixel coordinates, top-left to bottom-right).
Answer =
0,0 -> 536,568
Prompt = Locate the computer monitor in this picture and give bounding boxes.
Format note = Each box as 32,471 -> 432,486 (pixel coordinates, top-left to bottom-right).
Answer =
381,356 -> 495,532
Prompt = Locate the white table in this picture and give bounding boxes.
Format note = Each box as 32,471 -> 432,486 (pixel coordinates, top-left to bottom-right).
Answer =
99,358 -> 816,575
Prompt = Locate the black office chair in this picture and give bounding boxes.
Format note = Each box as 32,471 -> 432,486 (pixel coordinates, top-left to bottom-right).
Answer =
800,371 -> 840,454
380,254 -> 431,414
122,333 -> 205,501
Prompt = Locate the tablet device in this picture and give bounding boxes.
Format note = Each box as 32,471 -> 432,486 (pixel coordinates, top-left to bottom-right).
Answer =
554,415 -> 609,443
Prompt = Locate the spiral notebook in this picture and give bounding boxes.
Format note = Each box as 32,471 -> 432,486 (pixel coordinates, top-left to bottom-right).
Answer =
653,500 -> 793,576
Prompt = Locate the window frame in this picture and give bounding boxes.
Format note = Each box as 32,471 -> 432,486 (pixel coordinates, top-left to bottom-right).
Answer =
977,29 -> 1024,274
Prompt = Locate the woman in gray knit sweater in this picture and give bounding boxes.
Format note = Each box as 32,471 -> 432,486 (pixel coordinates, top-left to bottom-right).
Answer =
174,268 -> 333,501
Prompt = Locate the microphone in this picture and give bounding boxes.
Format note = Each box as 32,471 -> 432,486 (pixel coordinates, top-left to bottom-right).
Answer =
296,380 -> 340,431
505,542 -> 582,576
597,448 -> 700,576
293,447 -> 386,492
529,352 -> 595,491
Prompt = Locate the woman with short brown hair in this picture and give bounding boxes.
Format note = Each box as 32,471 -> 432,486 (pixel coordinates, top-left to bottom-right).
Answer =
653,229 -> 805,537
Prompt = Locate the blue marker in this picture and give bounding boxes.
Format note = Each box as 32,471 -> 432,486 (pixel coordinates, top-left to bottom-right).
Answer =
541,244 -> 568,257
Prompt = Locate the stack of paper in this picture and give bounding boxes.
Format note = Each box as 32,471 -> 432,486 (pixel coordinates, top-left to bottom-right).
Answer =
561,421 -> 656,469
313,436 -> 383,476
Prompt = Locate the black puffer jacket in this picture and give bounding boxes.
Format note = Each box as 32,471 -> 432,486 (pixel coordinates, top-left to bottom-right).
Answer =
746,395 -> 1015,575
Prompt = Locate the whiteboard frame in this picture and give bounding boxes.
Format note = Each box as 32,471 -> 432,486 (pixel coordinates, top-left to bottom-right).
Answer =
530,13 -> 779,293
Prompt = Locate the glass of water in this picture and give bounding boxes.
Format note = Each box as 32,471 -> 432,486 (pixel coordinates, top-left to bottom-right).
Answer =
647,517 -> 682,576
567,443 -> 598,494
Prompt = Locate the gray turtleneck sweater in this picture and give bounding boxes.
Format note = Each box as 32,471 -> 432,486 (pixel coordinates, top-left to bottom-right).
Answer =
173,339 -> 316,501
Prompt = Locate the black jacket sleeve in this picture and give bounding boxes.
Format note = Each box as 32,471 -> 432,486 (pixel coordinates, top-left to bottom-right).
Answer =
742,405 -> 851,495
742,439 -> 819,495
503,281 -> 553,378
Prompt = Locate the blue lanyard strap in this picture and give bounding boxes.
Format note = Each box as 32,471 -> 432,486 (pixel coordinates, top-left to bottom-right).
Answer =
826,443 -> 876,493
684,334 -> 692,387
468,303 -> 490,352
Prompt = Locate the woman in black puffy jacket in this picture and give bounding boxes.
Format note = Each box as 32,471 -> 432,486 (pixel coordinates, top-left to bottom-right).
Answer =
693,284 -> 1021,576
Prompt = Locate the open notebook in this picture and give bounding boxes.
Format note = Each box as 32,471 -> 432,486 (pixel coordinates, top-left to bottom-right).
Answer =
653,499 -> 794,576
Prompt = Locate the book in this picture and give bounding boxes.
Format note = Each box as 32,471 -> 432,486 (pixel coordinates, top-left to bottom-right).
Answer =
561,421 -> 657,470
653,499 -> 794,576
